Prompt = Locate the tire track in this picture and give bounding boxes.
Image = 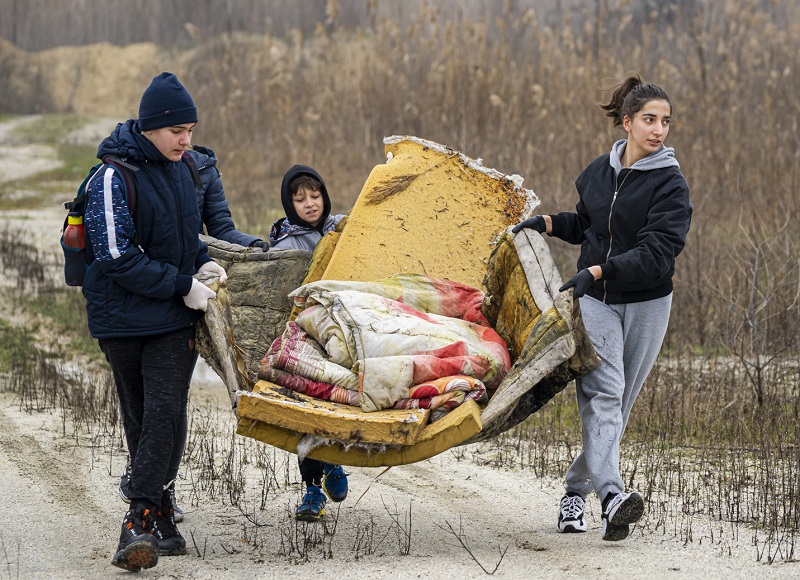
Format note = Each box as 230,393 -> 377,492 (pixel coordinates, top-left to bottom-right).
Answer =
0,393 -> 97,507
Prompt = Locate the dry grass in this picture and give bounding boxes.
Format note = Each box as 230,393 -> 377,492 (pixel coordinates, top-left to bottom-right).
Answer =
169,0 -> 800,356
365,153 -> 457,205
2,0 -> 800,566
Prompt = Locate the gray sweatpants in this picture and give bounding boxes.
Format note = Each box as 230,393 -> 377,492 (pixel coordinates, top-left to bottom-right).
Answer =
564,293 -> 672,501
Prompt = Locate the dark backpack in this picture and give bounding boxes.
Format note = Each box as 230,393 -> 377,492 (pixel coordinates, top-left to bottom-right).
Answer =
61,152 -> 202,287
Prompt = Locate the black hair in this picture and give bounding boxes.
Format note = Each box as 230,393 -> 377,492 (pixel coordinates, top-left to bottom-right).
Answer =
279,165 -> 330,231
289,175 -> 322,196
600,73 -> 674,127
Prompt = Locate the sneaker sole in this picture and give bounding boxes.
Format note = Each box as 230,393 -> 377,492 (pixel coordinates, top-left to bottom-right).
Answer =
322,476 -> 348,503
323,487 -> 348,503
159,543 -> 188,556
602,521 -> 630,541
609,493 -> 645,526
112,540 -> 158,571
119,486 -> 131,504
295,509 -> 325,522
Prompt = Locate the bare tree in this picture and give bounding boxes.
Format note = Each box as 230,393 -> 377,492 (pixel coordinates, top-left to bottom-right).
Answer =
712,213 -> 800,406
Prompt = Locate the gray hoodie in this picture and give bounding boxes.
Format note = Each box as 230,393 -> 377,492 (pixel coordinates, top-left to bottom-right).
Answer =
609,138 -> 680,174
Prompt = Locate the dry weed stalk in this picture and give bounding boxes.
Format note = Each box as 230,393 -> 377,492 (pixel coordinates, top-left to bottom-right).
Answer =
189,531 -> 209,560
278,499 -> 339,562
438,517 -> 508,575
381,497 -> 413,556
352,514 -> 390,559
365,152 -> 458,205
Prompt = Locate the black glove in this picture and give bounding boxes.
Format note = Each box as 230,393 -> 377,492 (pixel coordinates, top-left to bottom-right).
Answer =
511,215 -> 546,234
250,240 -> 270,252
559,269 -> 595,299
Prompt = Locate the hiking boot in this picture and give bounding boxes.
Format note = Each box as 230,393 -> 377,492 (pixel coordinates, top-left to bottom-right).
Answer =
296,485 -> 327,521
601,491 -> 644,541
167,482 -> 185,523
153,491 -> 187,556
322,463 -> 349,503
119,456 -> 132,504
557,493 -> 587,533
111,502 -> 158,571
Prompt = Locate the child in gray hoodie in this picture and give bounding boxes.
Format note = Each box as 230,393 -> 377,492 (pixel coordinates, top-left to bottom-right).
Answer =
269,164 -> 345,251
269,164 -> 349,520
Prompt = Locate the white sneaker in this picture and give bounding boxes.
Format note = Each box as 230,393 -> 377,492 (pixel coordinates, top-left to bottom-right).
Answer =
557,494 -> 587,533
119,456 -> 132,504
168,485 -> 184,523
601,491 -> 644,541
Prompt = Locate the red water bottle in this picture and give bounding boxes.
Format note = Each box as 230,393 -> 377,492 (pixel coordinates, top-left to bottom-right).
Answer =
62,212 -> 86,286
63,213 -> 85,250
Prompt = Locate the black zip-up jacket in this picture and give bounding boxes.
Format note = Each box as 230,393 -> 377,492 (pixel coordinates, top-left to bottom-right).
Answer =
549,152 -> 692,304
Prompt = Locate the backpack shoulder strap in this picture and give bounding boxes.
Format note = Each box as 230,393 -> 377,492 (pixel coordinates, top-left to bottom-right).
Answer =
99,156 -> 140,247
181,151 -> 204,191
102,155 -> 139,217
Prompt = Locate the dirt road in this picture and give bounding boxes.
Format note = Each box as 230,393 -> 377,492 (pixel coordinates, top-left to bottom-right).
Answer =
0,366 -> 790,579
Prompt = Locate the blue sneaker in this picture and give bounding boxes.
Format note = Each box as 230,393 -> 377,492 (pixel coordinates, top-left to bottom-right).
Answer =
322,464 -> 348,502
296,485 -> 326,521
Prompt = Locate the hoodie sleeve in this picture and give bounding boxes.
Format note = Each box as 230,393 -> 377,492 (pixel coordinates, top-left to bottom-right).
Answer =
84,167 -> 183,299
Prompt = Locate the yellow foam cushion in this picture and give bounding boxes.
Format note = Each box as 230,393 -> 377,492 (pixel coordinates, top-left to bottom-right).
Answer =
320,136 -> 537,289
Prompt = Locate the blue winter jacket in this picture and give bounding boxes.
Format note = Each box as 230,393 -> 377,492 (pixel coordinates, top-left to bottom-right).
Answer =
82,119 -> 212,338
186,145 -> 261,247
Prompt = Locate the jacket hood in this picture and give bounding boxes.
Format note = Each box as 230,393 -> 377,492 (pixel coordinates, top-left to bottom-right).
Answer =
96,119 -> 169,164
279,164 -> 330,232
610,139 -> 680,174
186,144 -> 218,171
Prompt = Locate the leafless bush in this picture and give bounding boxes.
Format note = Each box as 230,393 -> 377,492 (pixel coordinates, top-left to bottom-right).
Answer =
278,500 -> 339,562
352,513 -> 389,559
381,497 -> 413,556
710,215 -> 800,406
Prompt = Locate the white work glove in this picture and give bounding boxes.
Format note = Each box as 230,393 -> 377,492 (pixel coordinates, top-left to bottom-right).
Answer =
183,279 -> 216,312
198,260 -> 228,284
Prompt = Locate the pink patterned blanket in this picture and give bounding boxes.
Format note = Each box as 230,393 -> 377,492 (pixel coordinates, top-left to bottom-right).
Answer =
258,274 -> 509,419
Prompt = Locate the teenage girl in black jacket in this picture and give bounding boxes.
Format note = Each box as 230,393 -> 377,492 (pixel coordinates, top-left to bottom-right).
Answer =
513,73 -> 692,542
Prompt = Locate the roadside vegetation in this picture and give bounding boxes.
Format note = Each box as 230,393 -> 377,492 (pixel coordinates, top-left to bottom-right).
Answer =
0,0 -> 799,566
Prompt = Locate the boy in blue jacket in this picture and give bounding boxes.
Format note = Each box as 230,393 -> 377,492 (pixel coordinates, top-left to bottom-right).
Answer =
118,143 -> 268,522
84,72 -> 224,571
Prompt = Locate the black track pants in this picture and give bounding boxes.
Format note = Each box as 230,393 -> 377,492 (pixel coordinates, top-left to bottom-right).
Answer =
100,326 -> 196,506
299,458 -> 325,487
166,348 -> 198,487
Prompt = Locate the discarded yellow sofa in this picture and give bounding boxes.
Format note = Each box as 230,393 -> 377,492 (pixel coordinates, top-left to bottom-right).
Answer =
199,136 -> 598,467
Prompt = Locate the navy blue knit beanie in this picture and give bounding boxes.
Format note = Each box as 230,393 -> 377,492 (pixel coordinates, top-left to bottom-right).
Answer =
138,72 -> 198,131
